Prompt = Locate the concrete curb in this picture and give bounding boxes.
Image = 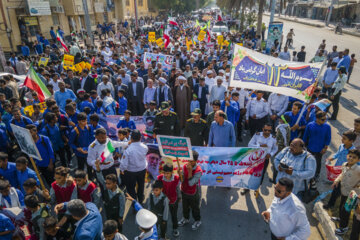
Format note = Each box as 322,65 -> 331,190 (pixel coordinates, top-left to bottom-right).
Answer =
313,201 -> 341,240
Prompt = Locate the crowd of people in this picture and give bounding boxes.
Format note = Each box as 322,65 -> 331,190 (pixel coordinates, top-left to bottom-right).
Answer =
0,12 -> 360,240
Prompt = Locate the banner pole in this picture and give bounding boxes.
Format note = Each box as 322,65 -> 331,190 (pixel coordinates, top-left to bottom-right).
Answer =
176,157 -> 183,182
293,59 -> 327,128
29,157 -> 46,191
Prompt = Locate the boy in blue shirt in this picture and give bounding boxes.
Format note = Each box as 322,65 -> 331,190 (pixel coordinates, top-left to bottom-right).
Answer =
0,213 -> 15,240
0,152 -> 17,188
117,89 -> 127,115
15,156 -> 40,194
0,179 -> 24,208
69,113 -> 92,175
65,104 -> 78,126
7,107 -> 33,134
190,94 -> 200,114
89,114 -> 104,142
284,101 -> 306,141
78,93 -> 95,113
117,110 -> 136,130
327,130 -> 357,166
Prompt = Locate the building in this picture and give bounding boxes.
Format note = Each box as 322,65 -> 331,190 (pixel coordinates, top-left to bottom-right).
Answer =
0,0 -> 128,54
125,0 -> 155,18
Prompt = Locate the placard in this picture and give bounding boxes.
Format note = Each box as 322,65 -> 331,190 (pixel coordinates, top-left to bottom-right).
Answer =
156,135 -> 193,160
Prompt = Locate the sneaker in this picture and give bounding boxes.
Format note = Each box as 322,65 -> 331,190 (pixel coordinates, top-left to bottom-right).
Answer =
331,217 -> 340,222
335,227 -> 348,235
173,229 -> 180,237
191,221 -> 202,230
241,189 -> 249,195
178,218 -> 189,227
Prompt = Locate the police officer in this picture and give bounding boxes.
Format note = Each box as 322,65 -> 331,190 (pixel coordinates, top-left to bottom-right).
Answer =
153,101 -> 180,136
184,108 -> 208,146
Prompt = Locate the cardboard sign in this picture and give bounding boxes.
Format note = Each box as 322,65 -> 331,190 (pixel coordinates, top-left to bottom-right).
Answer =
148,32 -> 155,42
38,57 -> 49,67
156,38 -> 164,47
11,124 -> 42,160
198,30 -> 206,42
63,54 -> 74,69
156,135 -> 193,160
217,35 -> 224,46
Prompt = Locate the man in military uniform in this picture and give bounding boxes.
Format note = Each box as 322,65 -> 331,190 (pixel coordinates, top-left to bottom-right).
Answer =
153,101 -> 180,136
185,108 -> 208,146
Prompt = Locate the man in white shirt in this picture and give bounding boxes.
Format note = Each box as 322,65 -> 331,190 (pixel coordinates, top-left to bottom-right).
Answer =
244,123 -> 278,196
87,128 -> 128,178
246,90 -> 269,136
209,77 -> 226,103
261,177 -> 311,240
120,130 -> 148,203
97,75 -> 115,98
143,79 -> 156,108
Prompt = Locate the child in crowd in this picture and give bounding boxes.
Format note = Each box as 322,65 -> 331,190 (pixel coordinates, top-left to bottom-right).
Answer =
0,179 -> 24,208
116,110 -> 136,129
23,178 -> 50,203
31,104 -> 43,122
0,152 -> 17,189
73,170 -> 101,207
95,160 -> 125,232
157,163 -> 180,237
89,113 -> 104,142
95,100 -> 107,117
1,102 -> 12,125
327,130 -> 357,166
50,166 -> 76,227
78,93 -> 95,113
102,220 -> 128,240
15,156 -> 40,195
43,216 -> 71,240
323,149 -> 360,235
190,94 -> 200,113
24,195 -> 50,240
147,180 -> 169,239
117,89 -> 127,115
103,89 -> 117,115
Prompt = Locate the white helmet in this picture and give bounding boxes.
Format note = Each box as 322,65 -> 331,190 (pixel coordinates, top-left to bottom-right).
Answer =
136,209 -> 158,229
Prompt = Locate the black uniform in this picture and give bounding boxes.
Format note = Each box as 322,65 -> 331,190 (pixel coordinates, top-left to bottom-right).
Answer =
184,118 -> 208,146
153,111 -> 180,136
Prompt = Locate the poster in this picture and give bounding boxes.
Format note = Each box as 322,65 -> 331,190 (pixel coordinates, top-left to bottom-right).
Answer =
156,135 -> 193,160
11,124 -> 42,160
230,45 -> 323,101
38,57 -> 49,67
156,38 -> 164,47
145,145 -> 266,190
143,52 -> 174,72
217,35 -> 224,46
27,0 -> 51,16
265,22 -> 283,53
63,54 -> 74,69
198,30 -> 206,41
23,102 -> 47,116
148,32 -> 155,42
99,115 -> 146,138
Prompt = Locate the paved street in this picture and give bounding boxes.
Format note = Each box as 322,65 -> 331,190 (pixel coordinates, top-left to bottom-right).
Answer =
116,15 -> 360,240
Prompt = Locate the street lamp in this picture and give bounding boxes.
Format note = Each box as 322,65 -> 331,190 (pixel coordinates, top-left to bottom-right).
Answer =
6,28 -> 13,52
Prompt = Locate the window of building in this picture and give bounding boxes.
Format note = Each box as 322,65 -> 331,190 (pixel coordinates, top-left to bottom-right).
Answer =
126,0 -> 130,6
138,0 -> 143,6
52,14 -> 60,25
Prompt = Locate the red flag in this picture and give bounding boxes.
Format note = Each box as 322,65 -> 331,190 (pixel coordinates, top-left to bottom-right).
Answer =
163,25 -> 170,48
217,15 -> 223,21
90,57 -> 95,67
206,30 -> 211,43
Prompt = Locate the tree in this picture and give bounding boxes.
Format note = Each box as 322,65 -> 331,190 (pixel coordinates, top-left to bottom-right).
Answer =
151,0 -> 207,13
256,0 -> 265,36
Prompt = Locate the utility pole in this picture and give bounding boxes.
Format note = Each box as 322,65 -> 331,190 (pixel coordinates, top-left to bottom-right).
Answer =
82,0 -> 93,43
134,0 -> 138,29
326,0 -> 335,26
269,0 -> 276,24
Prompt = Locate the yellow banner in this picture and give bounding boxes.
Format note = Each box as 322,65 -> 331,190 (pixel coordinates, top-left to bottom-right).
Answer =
186,37 -> 193,50
38,57 -> 49,67
85,62 -> 92,70
217,35 -> 224,46
156,38 -> 164,47
24,102 -> 47,117
223,40 -> 230,46
148,32 -> 156,42
198,30 -> 206,42
63,54 -> 74,69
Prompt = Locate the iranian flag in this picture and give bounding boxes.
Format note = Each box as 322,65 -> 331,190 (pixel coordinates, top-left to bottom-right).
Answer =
56,30 -> 69,52
163,25 -> 170,48
100,140 -> 115,164
24,66 -> 51,102
168,18 -> 178,27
